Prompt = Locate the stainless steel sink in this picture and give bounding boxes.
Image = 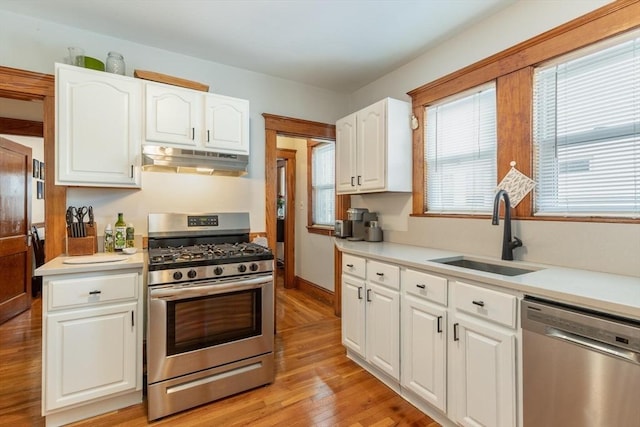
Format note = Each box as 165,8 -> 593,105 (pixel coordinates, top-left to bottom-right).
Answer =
431,257 -> 539,276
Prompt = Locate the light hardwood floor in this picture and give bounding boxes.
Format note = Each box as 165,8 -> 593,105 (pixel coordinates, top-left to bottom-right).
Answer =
0,270 -> 439,426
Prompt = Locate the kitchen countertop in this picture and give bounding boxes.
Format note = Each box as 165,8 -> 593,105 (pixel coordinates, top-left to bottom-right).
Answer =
35,251 -> 145,276
335,239 -> 640,320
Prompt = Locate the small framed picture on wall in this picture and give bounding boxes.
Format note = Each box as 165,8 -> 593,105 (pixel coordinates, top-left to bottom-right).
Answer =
39,162 -> 45,180
37,181 -> 44,199
33,159 -> 39,178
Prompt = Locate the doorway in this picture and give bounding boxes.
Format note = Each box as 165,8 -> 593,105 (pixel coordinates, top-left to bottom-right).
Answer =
0,66 -> 64,263
264,114 -> 348,316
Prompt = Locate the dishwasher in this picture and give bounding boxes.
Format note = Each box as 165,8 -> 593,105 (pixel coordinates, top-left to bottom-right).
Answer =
521,296 -> 640,427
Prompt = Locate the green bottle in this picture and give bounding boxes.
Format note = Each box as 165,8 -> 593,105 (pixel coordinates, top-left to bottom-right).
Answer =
126,223 -> 135,248
114,213 -> 126,251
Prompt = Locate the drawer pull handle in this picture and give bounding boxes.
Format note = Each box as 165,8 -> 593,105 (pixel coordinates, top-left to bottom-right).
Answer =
366,289 -> 372,302
376,272 -> 384,276
351,176 -> 355,187
453,323 -> 460,341
416,284 -> 426,289
357,286 -> 363,300
437,316 -> 443,333
472,300 -> 485,307
346,264 -> 354,268
89,290 -> 102,295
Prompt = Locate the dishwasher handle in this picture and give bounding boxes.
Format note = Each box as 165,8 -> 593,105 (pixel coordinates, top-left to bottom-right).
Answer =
546,327 -> 640,366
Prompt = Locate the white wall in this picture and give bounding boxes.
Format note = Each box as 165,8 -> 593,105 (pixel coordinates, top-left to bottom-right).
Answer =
1,135 -> 45,225
349,0 -> 640,277
0,9 -> 349,237
277,136 -> 335,292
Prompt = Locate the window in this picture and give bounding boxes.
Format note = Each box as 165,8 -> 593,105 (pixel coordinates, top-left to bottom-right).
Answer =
533,33 -> 640,217
308,140 -> 335,228
425,84 -> 497,214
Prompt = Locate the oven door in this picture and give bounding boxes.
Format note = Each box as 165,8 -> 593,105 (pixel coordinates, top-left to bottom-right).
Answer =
147,273 -> 274,384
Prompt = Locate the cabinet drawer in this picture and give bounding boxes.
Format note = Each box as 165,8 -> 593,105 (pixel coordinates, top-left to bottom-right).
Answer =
49,272 -> 138,310
343,254 -> 366,279
453,281 -> 516,328
403,269 -> 447,306
367,260 -> 399,290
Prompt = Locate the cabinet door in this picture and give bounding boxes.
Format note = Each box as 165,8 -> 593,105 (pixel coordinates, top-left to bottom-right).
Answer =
366,282 -> 400,380
401,294 -> 447,412
357,100 -> 386,192
145,82 -> 201,147
341,274 -> 366,358
44,302 -> 137,411
56,64 -> 141,187
204,94 -> 250,154
336,113 -> 358,194
450,315 -> 516,427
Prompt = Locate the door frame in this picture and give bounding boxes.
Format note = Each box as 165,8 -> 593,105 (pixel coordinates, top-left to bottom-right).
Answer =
275,148 -> 296,288
0,66 -> 65,262
263,114 -> 348,316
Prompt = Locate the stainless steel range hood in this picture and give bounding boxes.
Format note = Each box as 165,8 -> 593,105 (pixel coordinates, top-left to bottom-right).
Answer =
142,145 -> 248,176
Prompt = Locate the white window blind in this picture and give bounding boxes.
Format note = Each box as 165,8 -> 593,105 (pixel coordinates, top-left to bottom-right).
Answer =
425,84 -> 497,214
533,33 -> 640,217
312,142 -> 335,226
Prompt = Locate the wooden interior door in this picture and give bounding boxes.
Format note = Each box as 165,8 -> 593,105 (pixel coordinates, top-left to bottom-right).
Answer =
0,137 -> 32,324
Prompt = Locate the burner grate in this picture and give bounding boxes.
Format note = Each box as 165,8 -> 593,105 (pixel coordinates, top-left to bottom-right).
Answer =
148,242 -> 273,268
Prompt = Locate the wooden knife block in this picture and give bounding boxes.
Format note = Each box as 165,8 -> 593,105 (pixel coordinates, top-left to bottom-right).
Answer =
67,223 -> 98,256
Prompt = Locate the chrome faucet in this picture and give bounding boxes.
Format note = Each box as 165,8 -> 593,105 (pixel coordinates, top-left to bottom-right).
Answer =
492,189 -> 522,261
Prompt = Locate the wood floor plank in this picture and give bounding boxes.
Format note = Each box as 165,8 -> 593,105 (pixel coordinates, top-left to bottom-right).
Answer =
0,268 -> 439,426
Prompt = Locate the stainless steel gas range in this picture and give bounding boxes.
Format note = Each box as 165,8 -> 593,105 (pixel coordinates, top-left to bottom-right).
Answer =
146,212 -> 275,421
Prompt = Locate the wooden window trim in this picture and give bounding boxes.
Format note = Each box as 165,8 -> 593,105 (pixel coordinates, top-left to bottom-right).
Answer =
306,139 -> 335,234
409,0 -> 640,223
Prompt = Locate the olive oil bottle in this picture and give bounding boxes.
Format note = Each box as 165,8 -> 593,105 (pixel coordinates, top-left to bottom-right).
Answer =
114,213 -> 126,251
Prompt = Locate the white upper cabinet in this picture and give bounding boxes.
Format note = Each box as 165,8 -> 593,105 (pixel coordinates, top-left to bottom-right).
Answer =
335,98 -> 412,194
357,102 -> 386,191
336,112 -> 358,192
144,82 -> 202,147
144,82 -> 250,155
204,94 -> 250,154
56,63 -> 141,188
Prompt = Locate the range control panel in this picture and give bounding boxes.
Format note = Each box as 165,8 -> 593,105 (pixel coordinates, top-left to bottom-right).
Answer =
187,215 -> 219,227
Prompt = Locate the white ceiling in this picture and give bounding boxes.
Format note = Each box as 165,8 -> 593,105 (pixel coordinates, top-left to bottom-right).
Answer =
0,0 -> 516,92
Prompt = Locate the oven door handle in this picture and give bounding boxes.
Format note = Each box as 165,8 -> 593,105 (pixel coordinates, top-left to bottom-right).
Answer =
149,275 -> 273,301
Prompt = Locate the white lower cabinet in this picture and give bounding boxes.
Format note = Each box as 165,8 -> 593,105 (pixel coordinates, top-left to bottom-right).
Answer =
45,302 -> 137,410
449,312 -> 516,427
341,273 -> 366,358
366,280 -> 400,379
401,269 -> 448,413
42,268 -> 143,427
342,254 -> 520,427
449,280 -> 518,427
342,255 -> 400,381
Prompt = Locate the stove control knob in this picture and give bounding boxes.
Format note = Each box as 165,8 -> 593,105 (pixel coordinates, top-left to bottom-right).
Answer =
187,269 -> 197,279
214,267 -> 224,276
238,264 -> 247,273
250,263 -> 259,272
173,271 -> 183,281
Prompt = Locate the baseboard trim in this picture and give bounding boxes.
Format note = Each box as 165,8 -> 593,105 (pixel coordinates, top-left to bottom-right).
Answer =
295,276 -> 334,306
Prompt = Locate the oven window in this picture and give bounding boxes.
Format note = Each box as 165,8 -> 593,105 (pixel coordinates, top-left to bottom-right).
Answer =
166,289 -> 262,355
